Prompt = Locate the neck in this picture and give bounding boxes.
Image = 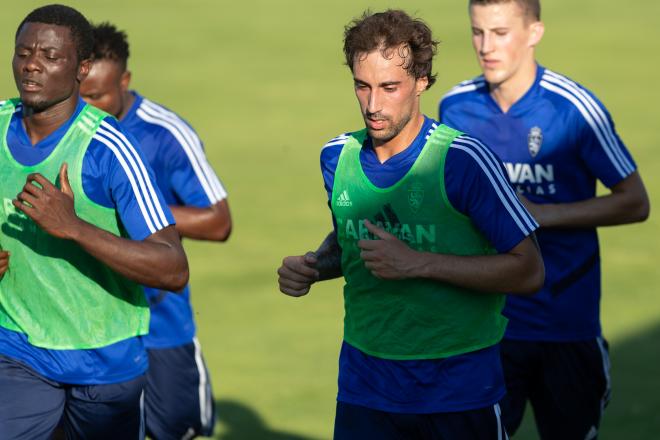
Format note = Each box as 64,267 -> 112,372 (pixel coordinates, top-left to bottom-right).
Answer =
22,94 -> 79,146
372,112 -> 425,163
489,60 -> 537,113
117,91 -> 135,121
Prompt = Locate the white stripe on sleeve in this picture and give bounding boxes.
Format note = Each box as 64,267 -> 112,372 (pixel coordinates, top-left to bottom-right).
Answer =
137,101 -> 226,203
97,121 -> 170,230
141,100 -> 227,200
93,132 -> 158,234
540,73 -> 634,178
452,136 -> 538,235
544,70 -> 634,174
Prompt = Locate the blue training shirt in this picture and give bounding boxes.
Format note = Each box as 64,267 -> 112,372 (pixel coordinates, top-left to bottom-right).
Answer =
439,65 -> 636,341
0,97 -> 175,384
321,116 -> 538,413
120,92 -> 227,349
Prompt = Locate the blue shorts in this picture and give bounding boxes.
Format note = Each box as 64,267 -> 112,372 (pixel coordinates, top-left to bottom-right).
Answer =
145,338 -> 215,440
334,401 -> 508,440
499,337 -> 611,440
0,354 -> 145,440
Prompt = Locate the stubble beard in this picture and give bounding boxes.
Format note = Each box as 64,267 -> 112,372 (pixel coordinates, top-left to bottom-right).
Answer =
366,112 -> 412,144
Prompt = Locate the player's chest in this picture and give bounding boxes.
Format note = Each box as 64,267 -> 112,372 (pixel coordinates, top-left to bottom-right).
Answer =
465,109 -> 583,198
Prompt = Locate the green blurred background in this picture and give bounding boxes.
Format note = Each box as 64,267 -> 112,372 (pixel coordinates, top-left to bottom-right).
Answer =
1,1 -> 658,438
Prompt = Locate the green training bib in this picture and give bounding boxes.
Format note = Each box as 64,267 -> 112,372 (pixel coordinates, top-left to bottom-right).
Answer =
332,125 -> 507,360
0,99 -> 149,350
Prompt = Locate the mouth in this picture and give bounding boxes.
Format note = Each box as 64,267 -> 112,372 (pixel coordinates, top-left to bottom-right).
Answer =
366,117 -> 387,131
481,59 -> 499,68
20,79 -> 43,92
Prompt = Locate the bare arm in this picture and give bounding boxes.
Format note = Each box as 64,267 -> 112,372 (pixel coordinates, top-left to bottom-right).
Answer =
169,199 -> 232,241
13,164 -> 189,291
277,230 -> 342,297
358,220 -> 544,295
0,251 -> 8,279
521,171 -> 649,228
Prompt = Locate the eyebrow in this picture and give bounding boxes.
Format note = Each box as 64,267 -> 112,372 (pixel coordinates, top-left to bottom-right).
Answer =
354,79 -> 402,87
15,44 -> 61,51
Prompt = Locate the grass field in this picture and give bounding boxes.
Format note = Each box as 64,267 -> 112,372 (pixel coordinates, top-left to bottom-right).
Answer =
1,1 -> 659,438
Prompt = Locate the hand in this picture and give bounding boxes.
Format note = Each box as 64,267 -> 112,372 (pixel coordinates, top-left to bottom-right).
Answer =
277,252 -> 319,297
358,219 -> 419,280
13,163 -> 82,240
517,194 -> 547,226
0,251 -> 9,279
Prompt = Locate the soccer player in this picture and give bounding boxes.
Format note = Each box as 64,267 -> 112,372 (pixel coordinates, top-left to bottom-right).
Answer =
438,1 -> 650,438
0,5 -> 189,440
80,23 -> 231,439
277,10 -> 544,439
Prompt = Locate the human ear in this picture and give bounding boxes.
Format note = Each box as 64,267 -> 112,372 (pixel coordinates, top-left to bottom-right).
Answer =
529,21 -> 545,48
77,59 -> 91,82
416,76 -> 429,95
120,70 -> 132,93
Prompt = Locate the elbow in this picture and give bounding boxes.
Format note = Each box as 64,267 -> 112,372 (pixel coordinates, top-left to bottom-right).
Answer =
166,265 -> 189,292
213,219 -> 232,242
208,201 -> 232,242
633,197 -> 650,223
161,252 -> 190,292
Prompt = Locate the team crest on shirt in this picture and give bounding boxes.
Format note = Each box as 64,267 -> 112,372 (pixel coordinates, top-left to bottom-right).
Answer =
408,182 -> 425,213
527,126 -> 543,157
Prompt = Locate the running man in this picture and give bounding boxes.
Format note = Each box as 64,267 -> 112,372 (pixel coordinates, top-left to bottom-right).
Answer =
80,23 -> 231,439
439,1 -> 650,438
278,10 -> 544,439
0,5 -> 188,440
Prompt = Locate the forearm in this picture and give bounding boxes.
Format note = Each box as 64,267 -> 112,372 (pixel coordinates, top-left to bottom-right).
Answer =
411,251 -> 541,294
170,200 -> 232,241
315,230 -> 342,281
528,172 -> 650,228
69,221 -> 189,291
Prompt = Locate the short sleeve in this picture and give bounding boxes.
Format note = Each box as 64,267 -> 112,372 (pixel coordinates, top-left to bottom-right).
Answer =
83,117 -> 175,240
445,135 -> 538,253
576,92 -> 637,188
161,128 -> 228,208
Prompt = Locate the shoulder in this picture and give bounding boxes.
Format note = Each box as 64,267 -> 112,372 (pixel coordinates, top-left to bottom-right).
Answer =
538,68 -> 612,121
439,76 -> 487,105
320,132 -> 352,164
446,133 -> 505,175
89,116 -> 145,169
0,99 -> 22,114
132,97 -> 201,144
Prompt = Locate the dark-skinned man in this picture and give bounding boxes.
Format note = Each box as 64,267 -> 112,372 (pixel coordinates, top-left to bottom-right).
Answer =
0,5 -> 188,439
80,23 -> 231,439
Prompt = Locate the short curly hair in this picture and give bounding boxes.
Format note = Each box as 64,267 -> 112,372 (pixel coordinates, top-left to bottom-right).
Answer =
90,22 -> 130,70
343,10 -> 438,90
16,4 -> 93,62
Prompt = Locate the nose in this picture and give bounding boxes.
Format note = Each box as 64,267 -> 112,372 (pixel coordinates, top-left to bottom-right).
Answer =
366,89 -> 382,115
22,52 -> 42,73
480,33 -> 493,55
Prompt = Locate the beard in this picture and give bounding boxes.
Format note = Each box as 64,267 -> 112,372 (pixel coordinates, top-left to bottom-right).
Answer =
21,95 -> 54,113
365,111 -> 412,144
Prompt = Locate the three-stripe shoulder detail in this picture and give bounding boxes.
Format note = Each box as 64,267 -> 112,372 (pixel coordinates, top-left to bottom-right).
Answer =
425,122 -> 439,140
442,77 -> 487,99
93,120 -> 170,235
539,70 -> 634,178
136,99 -> 227,203
322,133 -> 350,150
450,135 -> 538,235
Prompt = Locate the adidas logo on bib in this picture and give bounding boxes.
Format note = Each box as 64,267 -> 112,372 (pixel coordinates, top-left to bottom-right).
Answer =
336,190 -> 353,207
